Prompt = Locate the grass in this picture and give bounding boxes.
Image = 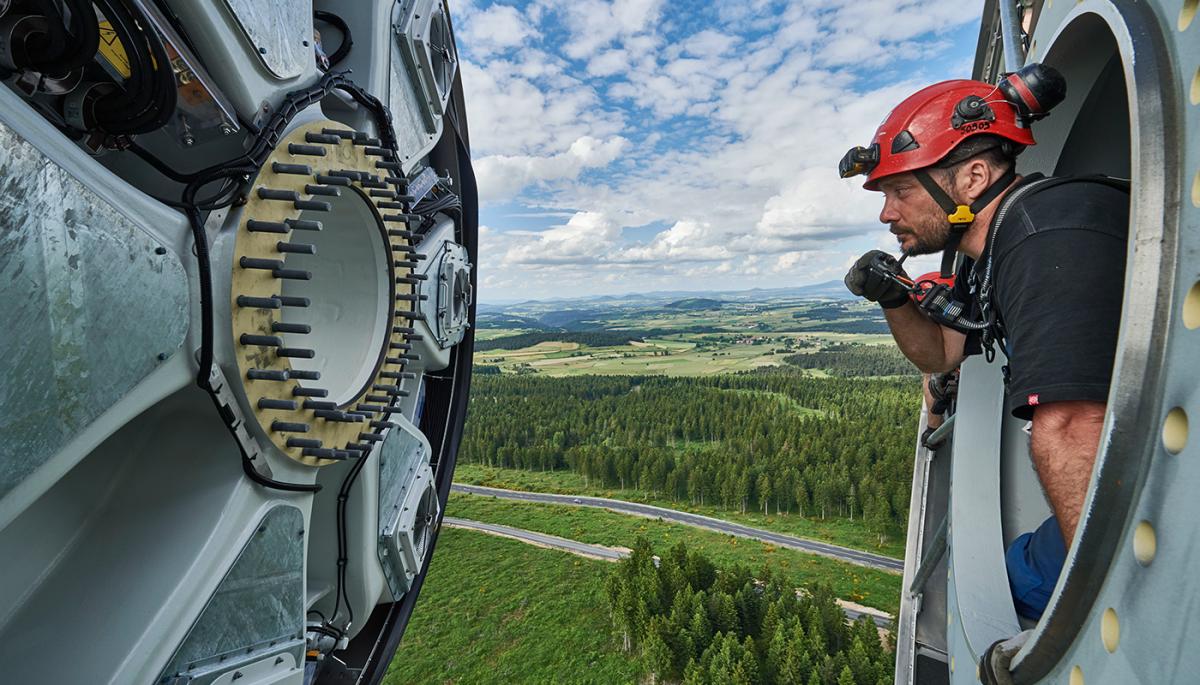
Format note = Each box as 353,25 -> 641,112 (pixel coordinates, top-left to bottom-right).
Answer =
454,463 -> 908,559
472,324 -> 899,378
446,491 -> 902,615
385,528 -> 638,685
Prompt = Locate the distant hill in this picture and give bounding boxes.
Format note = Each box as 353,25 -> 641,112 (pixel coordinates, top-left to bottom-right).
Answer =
479,280 -> 853,306
664,297 -> 722,310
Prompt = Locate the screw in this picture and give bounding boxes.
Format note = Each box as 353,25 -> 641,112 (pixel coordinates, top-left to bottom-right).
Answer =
154,246 -> 167,255
157,352 -> 168,361
182,135 -> 195,147
220,125 -> 233,136
259,47 -> 267,54
302,40 -> 310,47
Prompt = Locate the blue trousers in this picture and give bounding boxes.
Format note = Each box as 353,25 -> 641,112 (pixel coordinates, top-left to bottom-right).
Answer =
1005,516 -> 1067,620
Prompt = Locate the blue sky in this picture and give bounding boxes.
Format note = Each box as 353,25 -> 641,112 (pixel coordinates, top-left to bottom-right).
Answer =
453,0 -> 984,301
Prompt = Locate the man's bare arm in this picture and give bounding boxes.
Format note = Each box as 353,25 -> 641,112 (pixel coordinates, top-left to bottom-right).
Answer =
883,301 -> 967,373
1030,401 -> 1107,543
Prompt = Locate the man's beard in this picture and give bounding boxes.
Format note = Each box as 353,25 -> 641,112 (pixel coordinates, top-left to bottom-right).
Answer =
895,216 -> 952,256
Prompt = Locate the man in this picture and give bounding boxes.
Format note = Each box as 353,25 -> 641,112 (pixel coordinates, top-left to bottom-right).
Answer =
838,71 -> 1129,633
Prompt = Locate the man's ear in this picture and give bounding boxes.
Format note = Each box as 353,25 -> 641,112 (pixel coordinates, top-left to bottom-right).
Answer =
959,158 -> 992,203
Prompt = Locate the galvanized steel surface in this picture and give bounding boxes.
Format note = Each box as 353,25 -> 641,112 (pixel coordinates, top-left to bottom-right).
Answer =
377,422 -> 432,599
157,505 -> 306,682
0,121 -> 188,500
223,0 -> 312,79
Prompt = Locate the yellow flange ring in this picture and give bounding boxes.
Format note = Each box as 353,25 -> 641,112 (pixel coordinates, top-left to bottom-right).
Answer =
230,120 -> 419,466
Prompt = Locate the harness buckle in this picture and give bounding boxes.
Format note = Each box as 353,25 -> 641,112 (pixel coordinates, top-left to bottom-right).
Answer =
947,205 -> 975,224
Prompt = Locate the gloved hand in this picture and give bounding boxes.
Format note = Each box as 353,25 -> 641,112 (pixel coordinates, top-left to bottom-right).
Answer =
979,630 -> 1032,685
928,369 -> 960,415
844,250 -> 910,308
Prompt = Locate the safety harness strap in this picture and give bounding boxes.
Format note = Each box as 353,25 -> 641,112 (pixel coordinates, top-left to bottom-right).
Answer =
913,167 -> 1017,276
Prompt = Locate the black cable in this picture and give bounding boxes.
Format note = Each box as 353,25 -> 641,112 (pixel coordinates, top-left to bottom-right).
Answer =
171,70 -> 400,498
23,1 -> 69,72
92,0 -> 177,134
314,11 -> 352,68
56,0 -> 100,71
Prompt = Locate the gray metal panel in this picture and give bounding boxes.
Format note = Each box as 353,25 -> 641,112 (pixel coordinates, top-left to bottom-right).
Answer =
222,0 -> 312,79
377,421 -> 434,599
947,355 -> 1021,658
158,505 -> 306,683
0,121 -> 188,500
388,41 -> 443,170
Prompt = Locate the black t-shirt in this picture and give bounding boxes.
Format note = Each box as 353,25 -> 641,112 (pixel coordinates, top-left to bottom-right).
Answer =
950,175 -> 1129,420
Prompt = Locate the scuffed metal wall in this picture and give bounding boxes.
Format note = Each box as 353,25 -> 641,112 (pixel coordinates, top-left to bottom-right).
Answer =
0,121 -> 189,500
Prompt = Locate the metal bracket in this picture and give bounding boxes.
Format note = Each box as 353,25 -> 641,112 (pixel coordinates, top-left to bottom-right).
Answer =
203,359 -> 274,479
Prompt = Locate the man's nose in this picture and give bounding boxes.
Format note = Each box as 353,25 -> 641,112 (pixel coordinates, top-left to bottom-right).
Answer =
879,197 -> 901,224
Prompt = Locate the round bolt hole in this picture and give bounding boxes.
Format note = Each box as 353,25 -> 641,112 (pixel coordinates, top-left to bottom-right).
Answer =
1134,521 -> 1157,565
1101,608 -> 1120,652
1163,407 -> 1189,455
1184,281 -> 1200,329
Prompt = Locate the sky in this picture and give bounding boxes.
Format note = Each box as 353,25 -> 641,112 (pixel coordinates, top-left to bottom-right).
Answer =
452,0 -> 985,302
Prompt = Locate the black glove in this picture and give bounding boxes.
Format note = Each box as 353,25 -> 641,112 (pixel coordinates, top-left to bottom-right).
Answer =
844,250 -> 910,308
928,369 -> 960,415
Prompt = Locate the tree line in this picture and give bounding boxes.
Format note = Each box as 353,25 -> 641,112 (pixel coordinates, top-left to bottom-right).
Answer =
476,326 -> 728,351
459,371 -> 920,543
782,344 -> 918,378
607,538 -> 893,684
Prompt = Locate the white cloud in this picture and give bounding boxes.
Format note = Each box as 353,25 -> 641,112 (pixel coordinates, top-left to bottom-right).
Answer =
502,211 -> 622,265
474,135 -> 629,202
459,4 -> 540,55
618,220 -> 732,263
456,0 -> 984,299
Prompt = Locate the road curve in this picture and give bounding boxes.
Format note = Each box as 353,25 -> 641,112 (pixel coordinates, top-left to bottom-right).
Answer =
443,516 -> 893,629
451,483 -> 904,574
442,517 -> 627,561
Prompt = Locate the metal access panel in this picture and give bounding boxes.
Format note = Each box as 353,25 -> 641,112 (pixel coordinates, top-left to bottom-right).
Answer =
377,420 -> 437,599
156,505 -> 307,685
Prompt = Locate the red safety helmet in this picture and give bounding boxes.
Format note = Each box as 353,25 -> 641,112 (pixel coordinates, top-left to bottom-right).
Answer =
840,79 -> 1035,190
840,64 -> 1067,190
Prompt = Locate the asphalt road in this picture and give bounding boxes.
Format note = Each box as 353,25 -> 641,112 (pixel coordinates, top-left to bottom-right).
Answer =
443,516 -> 626,561
451,483 -> 904,574
443,516 -> 893,629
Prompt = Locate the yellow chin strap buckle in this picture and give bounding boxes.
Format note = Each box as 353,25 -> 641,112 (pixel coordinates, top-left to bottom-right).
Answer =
947,205 -> 975,224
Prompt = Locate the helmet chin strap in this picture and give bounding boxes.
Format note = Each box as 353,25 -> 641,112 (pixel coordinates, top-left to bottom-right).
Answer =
912,167 -> 1017,277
